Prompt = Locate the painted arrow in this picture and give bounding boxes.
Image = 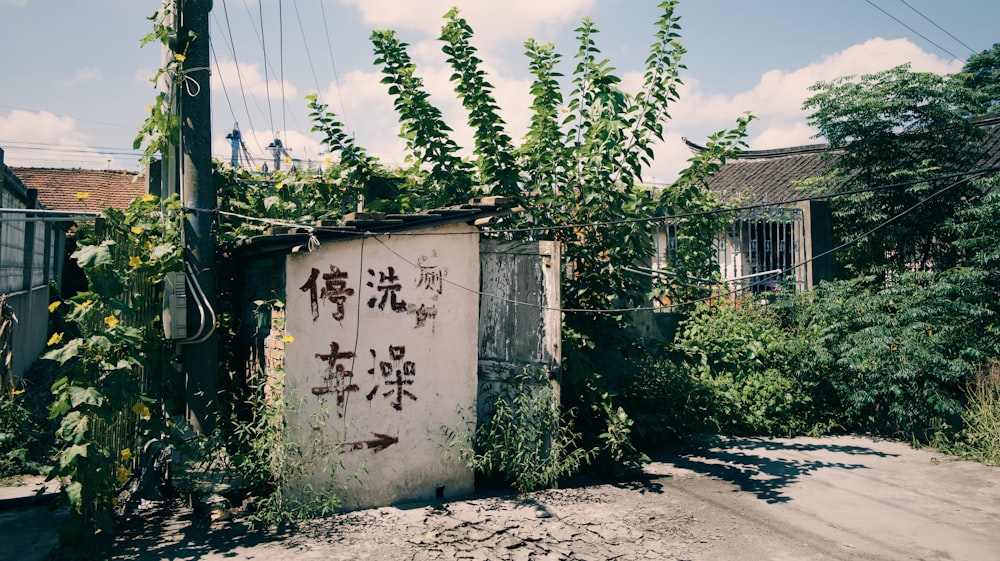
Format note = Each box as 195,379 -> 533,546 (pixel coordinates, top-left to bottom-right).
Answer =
341,432 -> 398,453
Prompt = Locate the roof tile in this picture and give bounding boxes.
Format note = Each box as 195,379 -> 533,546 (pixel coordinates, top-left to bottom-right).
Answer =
10,167 -> 146,212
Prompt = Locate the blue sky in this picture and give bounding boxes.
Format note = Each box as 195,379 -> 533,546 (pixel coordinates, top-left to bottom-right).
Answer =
1,0 -> 997,183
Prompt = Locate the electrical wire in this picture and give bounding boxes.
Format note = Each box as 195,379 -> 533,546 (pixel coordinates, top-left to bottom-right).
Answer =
215,1 -> 266,155
279,0 -> 287,143
206,166 -> 1000,315
897,0 -> 977,56
359,170 -> 990,316
864,0 -> 966,63
293,0 -> 325,103
318,0 -> 351,133
257,0 -> 274,135
209,166 -> 1000,239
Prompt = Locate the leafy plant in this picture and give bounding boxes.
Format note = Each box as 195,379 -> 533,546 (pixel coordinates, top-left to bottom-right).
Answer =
597,396 -> 650,477
458,366 -> 594,493
804,64 -> 987,279
672,297 -> 826,437
227,368 -> 344,530
301,1 -> 754,477
947,361 -> 1000,465
43,194 -> 181,557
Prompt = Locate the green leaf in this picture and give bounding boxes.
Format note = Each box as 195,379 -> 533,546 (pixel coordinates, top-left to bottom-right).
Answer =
72,240 -> 116,268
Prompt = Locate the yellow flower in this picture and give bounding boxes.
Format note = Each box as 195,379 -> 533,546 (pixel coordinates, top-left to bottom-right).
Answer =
48,301 -> 60,313
142,194 -> 156,202
120,448 -> 133,462
174,53 -> 186,63
147,104 -> 153,113
283,156 -> 292,163
74,300 -> 93,312
131,402 -> 151,419
75,192 -> 90,200
131,226 -> 144,235
116,465 -> 131,485
104,315 -> 120,329
282,334 -> 294,344
47,332 -> 64,346
324,156 -> 332,164
129,256 -> 143,268
275,182 -> 284,191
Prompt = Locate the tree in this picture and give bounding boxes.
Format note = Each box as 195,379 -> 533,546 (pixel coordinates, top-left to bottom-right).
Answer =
307,0 -> 752,468
803,64 -> 987,279
957,43 -> 1000,116
310,1 -> 750,312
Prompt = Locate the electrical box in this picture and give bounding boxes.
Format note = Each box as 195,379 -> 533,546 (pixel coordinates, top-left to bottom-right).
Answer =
163,271 -> 187,340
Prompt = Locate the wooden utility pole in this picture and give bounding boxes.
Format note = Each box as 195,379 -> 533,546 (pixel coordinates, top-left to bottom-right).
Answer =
178,0 -> 217,434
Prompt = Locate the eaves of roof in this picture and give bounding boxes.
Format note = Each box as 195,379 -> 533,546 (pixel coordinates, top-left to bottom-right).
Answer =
685,113 -> 1000,204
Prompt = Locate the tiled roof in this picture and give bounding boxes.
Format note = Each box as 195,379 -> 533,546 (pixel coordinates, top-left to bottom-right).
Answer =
10,167 -> 147,213
689,114 -> 1000,203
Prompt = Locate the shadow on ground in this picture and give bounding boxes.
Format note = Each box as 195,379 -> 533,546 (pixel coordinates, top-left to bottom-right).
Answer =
113,500 -> 287,561
647,436 -> 896,504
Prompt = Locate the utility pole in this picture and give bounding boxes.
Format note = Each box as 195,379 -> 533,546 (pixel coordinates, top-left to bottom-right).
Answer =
178,0 -> 217,435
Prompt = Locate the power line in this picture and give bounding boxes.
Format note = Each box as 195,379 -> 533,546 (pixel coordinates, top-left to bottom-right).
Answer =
207,166 -> 1000,315
257,0 -> 274,134
215,1 -> 266,155
864,0 -> 966,64
897,0 -> 977,56
318,0 -> 351,133
294,0 -> 325,102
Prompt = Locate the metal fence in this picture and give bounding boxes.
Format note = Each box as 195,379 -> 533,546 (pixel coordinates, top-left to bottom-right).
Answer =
651,203 -> 808,303
0,160 -> 66,382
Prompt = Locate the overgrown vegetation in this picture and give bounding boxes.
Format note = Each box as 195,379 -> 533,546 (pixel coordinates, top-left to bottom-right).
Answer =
456,367 -> 594,493
944,361 -> 1000,465
26,5 -> 1000,559
0,296 -> 52,480
43,194 -> 180,557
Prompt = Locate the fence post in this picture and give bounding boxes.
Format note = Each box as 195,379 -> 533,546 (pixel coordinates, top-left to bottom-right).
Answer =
21,189 -> 37,293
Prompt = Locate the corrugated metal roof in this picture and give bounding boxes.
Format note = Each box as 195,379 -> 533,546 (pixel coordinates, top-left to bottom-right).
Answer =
228,196 -> 519,258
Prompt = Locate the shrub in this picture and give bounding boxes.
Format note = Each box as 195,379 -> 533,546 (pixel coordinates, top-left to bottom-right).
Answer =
457,366 -> 594,493
945,361 -> 1000,465
671,297 -> 826,437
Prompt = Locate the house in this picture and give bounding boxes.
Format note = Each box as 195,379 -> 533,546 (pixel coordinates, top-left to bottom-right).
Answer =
226,198 -> 561,510
671,113 -> 1000,296
11,166 -> 147,297
10,167 -> 147,214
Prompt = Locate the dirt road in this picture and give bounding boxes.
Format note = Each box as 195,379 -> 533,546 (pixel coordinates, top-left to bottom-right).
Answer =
18,435 -> 1000,560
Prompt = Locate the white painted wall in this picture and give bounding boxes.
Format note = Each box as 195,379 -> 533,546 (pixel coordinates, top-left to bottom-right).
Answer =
282,222 -> 479,510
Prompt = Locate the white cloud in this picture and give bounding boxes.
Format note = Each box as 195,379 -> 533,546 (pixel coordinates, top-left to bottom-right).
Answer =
632,38 -> 962,181
750,122 -> 820,150
0,110 -> 125,168
212,58 -> 298,101
57,67 -> 100,88
671,37 -> 962,137
644,37 -> 966,182
340,0 -> 595,48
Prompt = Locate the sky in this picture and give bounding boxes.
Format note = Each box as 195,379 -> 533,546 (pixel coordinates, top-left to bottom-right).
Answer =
1,0 -> 998,185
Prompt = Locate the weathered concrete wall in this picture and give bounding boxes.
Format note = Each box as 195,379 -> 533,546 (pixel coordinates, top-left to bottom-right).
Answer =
283,222 -> 479,510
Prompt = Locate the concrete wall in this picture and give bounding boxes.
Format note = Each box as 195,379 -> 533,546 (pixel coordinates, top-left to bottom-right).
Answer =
282,222 -> 479,510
